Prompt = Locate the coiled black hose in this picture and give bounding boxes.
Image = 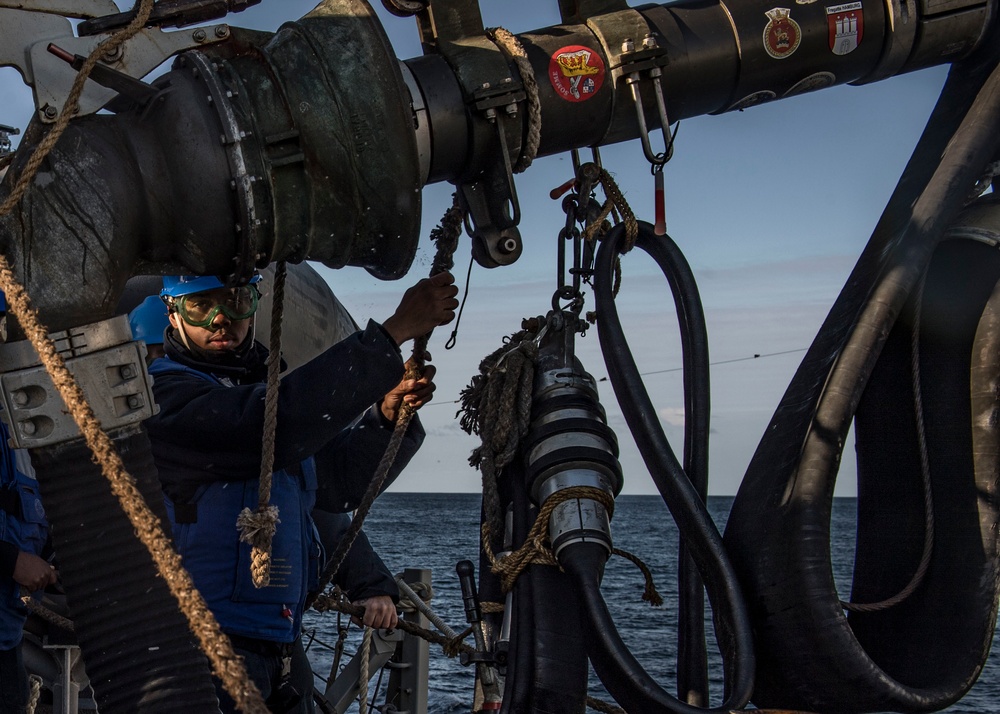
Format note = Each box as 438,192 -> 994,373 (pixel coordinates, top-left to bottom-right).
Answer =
582,220 -> 754,713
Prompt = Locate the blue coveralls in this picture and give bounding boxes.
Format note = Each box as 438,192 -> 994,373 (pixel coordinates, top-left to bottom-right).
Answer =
145,321 -> 423,712
0,432 -> 48,714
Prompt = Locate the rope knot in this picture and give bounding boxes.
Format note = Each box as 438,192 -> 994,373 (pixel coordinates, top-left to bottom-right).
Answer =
237,504 -> 281,588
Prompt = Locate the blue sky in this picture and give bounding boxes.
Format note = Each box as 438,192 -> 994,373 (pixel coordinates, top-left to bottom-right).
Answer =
0,1 -> 951,495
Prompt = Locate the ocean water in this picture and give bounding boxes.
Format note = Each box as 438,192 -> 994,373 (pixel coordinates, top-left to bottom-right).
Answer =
302,493 -> 999,713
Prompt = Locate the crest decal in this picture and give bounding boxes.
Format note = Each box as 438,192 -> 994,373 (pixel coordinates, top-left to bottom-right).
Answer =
549,45 -> 606,102
763,8 -> 802,60
827,2 -> 864,55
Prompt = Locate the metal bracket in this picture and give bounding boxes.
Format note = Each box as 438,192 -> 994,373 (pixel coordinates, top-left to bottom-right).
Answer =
324,627 -> 404,713
0,316 -> 156,449
616,35 -> 673,165
460,81 -> 526,269
0,4 -> 229,122
0,124 -> 18,158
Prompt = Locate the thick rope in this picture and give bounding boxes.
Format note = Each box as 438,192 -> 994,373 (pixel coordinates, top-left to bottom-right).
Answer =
578,167 -> 639,298
396,577 -> 460,638
0,4 -> 268,709
485,27 -> 542,173
842,273 -> 935,613
26,675 -> 41,714
237,261 -> 287,588
582,168 -> 638,249
459,329 -> 538,559
20,589 -> 75,632
358,627 -> 372,714
313,196 -> 464,599
490,486 -> 615,592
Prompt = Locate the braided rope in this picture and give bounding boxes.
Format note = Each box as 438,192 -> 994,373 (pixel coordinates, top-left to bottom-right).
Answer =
358,627 -> 372,714
314,196 -> 465,599
459,330 -> 538,557
490,486 -> 614,592
0,4 -> 268,709
20,589 -> 75,632
612,547 -> 664,607
485,27 -> 542,173
237,261 -> 287,588
26,675 -> 42,714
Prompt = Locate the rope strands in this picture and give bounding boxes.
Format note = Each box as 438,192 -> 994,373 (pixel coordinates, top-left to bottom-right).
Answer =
313,195 -> 466,601
26,675 -> 41,714
0,4 -> 268,709
485,27 -> 542,173
237,260 -> 288,588
20,589 -> 75,633
458,328 -> 537,558
358,627 -> 373,714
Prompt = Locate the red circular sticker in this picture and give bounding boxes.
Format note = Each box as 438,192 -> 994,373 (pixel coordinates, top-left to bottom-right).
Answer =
548,45 -> 605,102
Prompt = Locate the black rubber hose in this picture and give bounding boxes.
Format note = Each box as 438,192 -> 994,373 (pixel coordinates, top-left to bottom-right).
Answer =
590,220 -> 754,712
722,37 -> 1000,714
32,428 -> 219,713
499,459 -> 591,714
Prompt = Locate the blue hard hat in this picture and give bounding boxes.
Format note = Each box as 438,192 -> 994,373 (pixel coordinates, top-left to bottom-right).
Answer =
128,295 -> 170,345
159,273 -> 262,301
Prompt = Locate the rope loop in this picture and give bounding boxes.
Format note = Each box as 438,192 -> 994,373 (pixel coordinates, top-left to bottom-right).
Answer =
485,26 -> 542,172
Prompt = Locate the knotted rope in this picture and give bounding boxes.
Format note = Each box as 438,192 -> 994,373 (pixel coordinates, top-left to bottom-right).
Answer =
0,3 -> 268,709
237,260 -> 287,588
485,27 -> 542,173
459,329 -> 538,559
313,195 -> 465,600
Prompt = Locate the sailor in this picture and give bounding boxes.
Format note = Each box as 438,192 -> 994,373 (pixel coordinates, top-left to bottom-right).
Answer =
0,293 -> 56,714
127,288 -> 401,711
143,270 -> 457,713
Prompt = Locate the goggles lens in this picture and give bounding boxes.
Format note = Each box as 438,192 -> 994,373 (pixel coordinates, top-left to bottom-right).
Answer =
175,286 -> 258,327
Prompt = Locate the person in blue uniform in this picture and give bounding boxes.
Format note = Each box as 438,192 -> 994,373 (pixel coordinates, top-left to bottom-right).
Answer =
143,271 -> 457,713
128,287 -> 402,712
0,425 -> 56,714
